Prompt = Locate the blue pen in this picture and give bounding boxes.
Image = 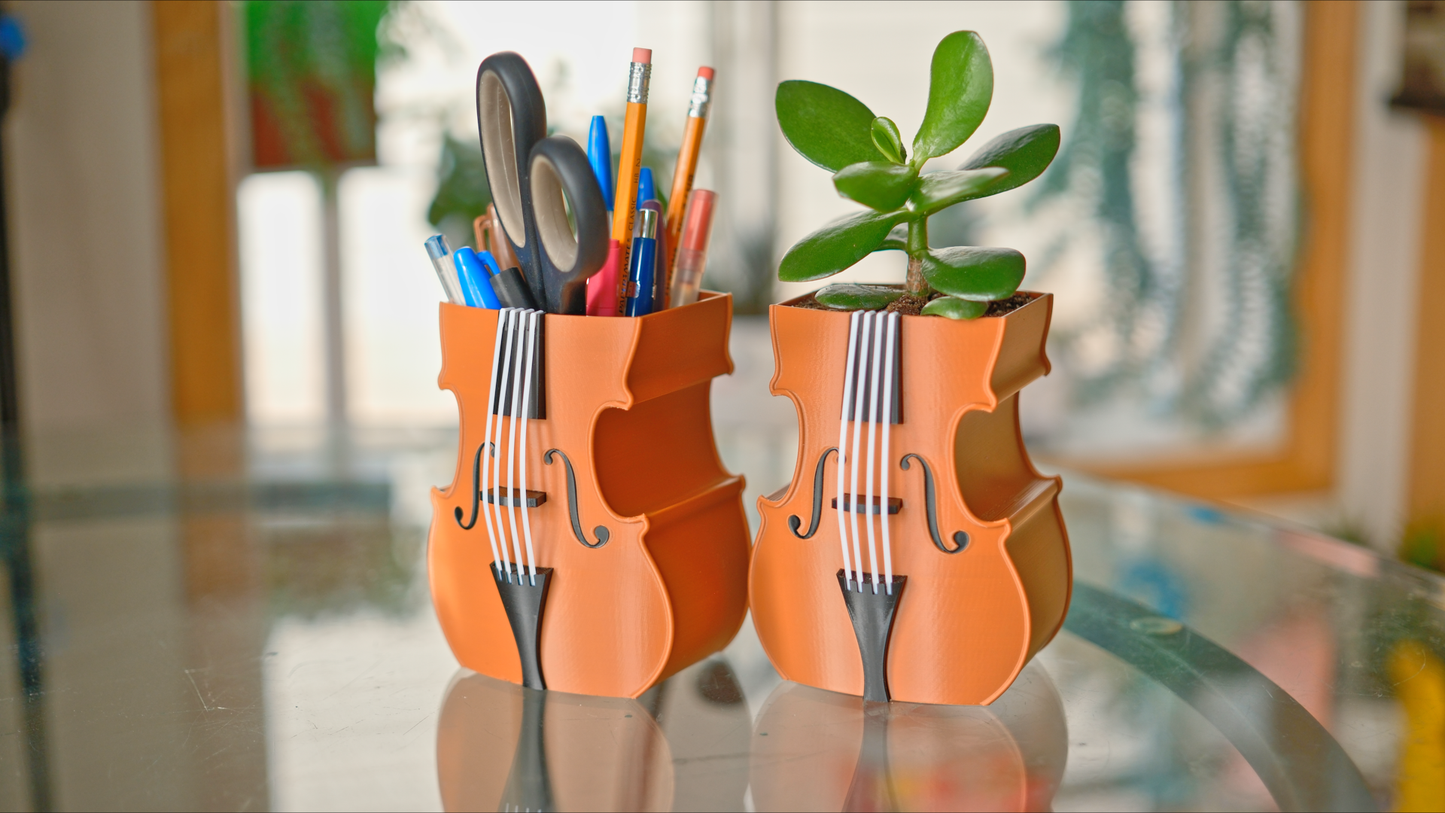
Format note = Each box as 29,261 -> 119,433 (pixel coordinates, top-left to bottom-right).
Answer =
587,115 -> 614,211
454,247 -> 502,309
625,208 -> 658,317
636,166 -> 656,210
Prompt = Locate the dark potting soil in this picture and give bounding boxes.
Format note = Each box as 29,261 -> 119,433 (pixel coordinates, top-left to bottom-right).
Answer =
786,290 -> 1037,317
885,294 -> 929,315
982,292 -> 1035,316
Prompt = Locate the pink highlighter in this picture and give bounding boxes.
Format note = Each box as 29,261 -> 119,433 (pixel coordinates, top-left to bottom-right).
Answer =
587,241 -> 623,316
668,190 -> 717,308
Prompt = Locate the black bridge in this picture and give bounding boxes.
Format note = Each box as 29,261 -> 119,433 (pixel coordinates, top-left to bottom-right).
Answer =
831,494 -> 902,515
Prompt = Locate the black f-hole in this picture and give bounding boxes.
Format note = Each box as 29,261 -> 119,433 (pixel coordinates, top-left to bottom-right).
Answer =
900,453 -> 968,554
454,443 -> 496,530
788,447 -> 837,539
543,449 -> 610,548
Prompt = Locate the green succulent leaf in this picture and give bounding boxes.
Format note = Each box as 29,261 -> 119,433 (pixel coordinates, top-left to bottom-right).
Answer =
874,224 -> 909,253
815,283 -> 906,310
779,209 -> 908,282
871,117 -> 906,164
920,246 -> 1025,300
776,80 -> 882,172
833,161 -> 918,211
921,296 -> 989,319
957,124 -> 1061,198
913,31 -> 994,162
910,167 -> 1008,215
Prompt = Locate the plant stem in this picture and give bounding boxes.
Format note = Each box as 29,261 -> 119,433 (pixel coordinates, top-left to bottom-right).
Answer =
906,218 -> 928,296
906,255 -> 925,296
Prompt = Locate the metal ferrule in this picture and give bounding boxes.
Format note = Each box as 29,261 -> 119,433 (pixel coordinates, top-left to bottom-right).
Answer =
635,208 -> 658,239
627,63 -> 652,104
687,76 -> 712,118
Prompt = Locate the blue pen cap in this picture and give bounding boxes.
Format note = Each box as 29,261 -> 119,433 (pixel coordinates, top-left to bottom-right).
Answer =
476,249 -> 503,278
453,247 -> 502,309
636,167 -> 655,209
587,115 -> 614,211
425,234 -> 451,261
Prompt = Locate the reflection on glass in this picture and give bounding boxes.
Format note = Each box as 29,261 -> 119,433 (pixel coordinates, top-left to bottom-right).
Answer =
1387,640 -> 1445,813
748,662 -> 1068,812
437,657 -> 750,812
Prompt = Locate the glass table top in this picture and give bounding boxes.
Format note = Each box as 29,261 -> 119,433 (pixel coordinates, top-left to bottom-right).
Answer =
0,412 -> 1440,811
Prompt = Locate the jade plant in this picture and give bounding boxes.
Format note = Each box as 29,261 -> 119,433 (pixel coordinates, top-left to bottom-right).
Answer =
776,31 -> 1060,319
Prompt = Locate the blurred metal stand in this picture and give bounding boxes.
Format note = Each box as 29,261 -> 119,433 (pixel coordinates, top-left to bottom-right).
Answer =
0,11 -> 52,810
321,167 -> 348,431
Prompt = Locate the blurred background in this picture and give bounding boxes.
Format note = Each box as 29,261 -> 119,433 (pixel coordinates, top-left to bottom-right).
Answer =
5,0 -> 1437,553
0,1 -> 1444,810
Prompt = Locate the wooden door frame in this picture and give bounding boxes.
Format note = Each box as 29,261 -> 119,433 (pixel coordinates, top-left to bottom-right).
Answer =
152,0 -> 243,425
1409,120 -> 1445,523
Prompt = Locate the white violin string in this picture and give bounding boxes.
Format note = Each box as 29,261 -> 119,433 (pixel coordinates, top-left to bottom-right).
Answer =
848,312 -> 870,593
504,309 -> 527,580
479,307 -> 507,568
864,311 -> 885,596
517,310 -> 540,586
879,312 -> 898,594
836,311 -> 861,590
491,309 -> 517,580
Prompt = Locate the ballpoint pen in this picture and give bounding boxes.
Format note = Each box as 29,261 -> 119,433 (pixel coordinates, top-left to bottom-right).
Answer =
453,247 -> 502,309
668,189 -> 716,309
664,67 -> 713,307
639,200 -> 666,308
474,246 -> 536,310
636,166 -> 656,209
425,235 -> 465,304
587,115 -> 614,216
585,115 -> 620,317
491,265 -> 539,310
612,47 -> 652,315
626,207 -> 659,317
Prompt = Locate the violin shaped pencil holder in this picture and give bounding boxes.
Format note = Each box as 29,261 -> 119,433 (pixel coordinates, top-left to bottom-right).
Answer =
749,292 -> 1072,706
429,292 -> 750,698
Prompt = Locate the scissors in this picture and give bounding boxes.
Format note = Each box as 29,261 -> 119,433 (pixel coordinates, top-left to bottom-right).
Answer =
476,53 -> 609,315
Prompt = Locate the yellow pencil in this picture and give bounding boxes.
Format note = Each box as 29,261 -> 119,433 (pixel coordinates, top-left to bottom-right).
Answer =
613,47 -> 652,314
663,66 -> 714,308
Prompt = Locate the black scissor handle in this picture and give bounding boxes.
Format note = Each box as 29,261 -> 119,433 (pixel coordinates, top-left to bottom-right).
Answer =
476,52 -> 547,303
529,137 -> 609,315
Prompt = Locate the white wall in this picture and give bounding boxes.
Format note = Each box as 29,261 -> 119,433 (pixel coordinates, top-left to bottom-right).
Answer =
5,0 -> 170,435
1335,0 -> 1427,547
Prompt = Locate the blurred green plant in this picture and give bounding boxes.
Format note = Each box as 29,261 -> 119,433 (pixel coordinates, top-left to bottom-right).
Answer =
243,0 -> 404,170
774,31 -> 1059,318
427,134 -> 491,250
1400,518 -> 1445,574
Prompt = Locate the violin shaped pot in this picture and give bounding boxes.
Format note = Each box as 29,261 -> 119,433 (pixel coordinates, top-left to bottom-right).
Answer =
750,292 -> 1072,706
429,292 -> 750,698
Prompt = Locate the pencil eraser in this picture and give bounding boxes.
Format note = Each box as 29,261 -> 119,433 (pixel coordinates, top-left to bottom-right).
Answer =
633,48 -> 652,64
698,66 -> 715,80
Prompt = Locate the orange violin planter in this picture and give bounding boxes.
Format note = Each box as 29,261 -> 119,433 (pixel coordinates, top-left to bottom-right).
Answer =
429,292 -> 751,698
750,292 -> 1072,706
